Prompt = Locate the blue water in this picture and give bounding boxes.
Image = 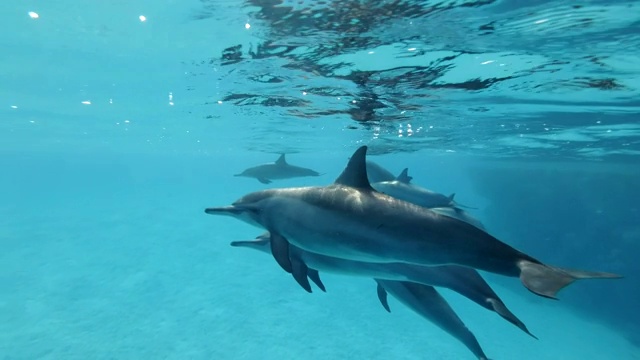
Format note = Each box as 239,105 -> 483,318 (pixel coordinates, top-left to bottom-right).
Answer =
1,0 -> 639,359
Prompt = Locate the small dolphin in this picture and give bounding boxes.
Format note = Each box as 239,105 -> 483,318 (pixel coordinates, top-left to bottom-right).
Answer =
234,154 -> 321,184
367,167 -> 485,229
376,279 -> 490,360
206,146 -> 622,299
371,168 -> 464,209
368,168 -> 484,229
232,232 -> 535,338
365,161 -> 399,183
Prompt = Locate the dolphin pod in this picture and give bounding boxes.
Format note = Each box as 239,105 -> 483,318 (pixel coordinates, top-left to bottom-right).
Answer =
234,153 -> 322,184
206,146 -> 621,299
206,146 -> 622,358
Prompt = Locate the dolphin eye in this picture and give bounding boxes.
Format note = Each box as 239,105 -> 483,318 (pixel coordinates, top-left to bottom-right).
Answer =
249,207 -> 261,214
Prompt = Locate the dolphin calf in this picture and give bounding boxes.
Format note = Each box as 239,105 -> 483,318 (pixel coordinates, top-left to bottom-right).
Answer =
234,154 -> 321,184
206,146 -> 621,299
376,279 -> 490,360
365,161 -> 399,183
231,232 -> 535,338
371,168 -> 464,209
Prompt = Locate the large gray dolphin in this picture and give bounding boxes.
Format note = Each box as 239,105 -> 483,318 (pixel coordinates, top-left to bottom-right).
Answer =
231,232 -> 535,338
371,168 -> 468,209
376,279 -> 490,360
206,146 -> 621,299
234,154 -> 321,184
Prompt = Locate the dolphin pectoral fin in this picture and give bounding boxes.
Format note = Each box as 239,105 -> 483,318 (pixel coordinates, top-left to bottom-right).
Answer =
486,298 -> 538,339
258,178 -> 272,184
290,254 -> 313,293
518,260 -> 622,299
306,269 -> 326,292
375,281 -> 391,312
270,232 -> 292,273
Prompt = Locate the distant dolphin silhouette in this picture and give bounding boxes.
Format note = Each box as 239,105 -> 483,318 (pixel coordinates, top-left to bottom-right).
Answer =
234,154 -> 321,184
372,168 -> 475,209
367,164 -> 483,228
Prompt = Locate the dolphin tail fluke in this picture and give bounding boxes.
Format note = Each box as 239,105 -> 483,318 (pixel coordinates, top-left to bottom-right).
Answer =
486,298 -> 537,339
518,260 -> 622,299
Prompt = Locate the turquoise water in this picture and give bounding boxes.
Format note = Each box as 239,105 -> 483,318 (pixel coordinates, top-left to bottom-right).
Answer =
2,1 -> 639,359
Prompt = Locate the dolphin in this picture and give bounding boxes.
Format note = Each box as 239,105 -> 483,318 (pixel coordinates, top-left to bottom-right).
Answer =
371,168 -> 466,209
205,145 -> 622,299
376,279 -> 491,360
231,232 -> 535,338
369,168 -> 485,229
234,154 -> 321,184
231,235 -> 491,359
365,161 -> 400,183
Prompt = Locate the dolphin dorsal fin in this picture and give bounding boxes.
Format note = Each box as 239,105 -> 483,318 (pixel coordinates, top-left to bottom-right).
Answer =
275,154 -> 287,165
396,168 -> 413,184
449,193 -> 456,200
335,146 -> 373,190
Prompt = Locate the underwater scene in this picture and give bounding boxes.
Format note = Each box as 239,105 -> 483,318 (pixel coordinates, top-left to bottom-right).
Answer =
1,0 -> 639,359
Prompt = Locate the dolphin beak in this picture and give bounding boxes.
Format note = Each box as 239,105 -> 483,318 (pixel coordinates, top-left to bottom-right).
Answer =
229,240 -> 253,247
204,206 -> 242,215
229,239 -> 270,252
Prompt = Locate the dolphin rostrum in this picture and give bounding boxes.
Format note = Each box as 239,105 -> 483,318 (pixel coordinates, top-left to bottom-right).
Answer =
234,154 -> 321,184
206,146 -> 621,299
231,232 -> 535,338
376,279 -> 490,360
